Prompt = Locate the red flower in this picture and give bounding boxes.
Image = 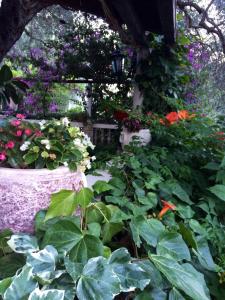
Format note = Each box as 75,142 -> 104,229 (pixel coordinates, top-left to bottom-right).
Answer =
178,110 -> 189,120
5,141 -> 15,149
10,120 -> 21,127
0,152 -> 6,161
158,200 -> 176,219
114,110 -> 129,122
165,112 -> 179,125
35,130 -> 42,137
24,129 -> 32,136
16,130 -> 23,137
16,114 -> 26,120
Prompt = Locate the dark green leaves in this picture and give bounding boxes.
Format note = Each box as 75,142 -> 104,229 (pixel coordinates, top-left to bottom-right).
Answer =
130,216 -> 165,247
45,190 -> 77,221
77,256 -> 120,300
209,184 -> 225,201
150,255 -> 210,300
157,232 -> 191,261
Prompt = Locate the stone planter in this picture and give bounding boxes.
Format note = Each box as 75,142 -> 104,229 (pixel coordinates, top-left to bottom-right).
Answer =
119,128 -> 151,149
0,167 -> 87,233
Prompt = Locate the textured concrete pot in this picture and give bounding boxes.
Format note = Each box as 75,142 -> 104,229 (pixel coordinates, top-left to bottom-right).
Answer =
0,167 -> 87,233
119,128 -> 151,149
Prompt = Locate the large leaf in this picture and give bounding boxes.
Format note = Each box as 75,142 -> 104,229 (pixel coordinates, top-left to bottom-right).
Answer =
4,266 -> 38,300
7,234 -> 39,254
76,256 -> 120,300
108,248 -> 150,292
45,190 -> 77,221
157,232 -> 191,261
170,181 -> 192,204
130,216 -> 165,247
194,236 -> 216,271
27,246 -> 58,282
28,288 -> 65,300
86,202 -> 111,224
75,188 -> 94,209
150,255 -> 210,300
69,234 -> 104,263
209,184 -> 225,201
92,181 -> 113,194
42,220 -> 82,254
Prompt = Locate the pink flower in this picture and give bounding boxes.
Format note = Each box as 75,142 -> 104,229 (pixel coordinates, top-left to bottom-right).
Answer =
16,114 -> 26,120
0,152 -> 6,161
35,130 -> 42,137
24,129 -> 32,136
5,141 -> 15,149
16,130 -> 23,137
11,120 -> 21,127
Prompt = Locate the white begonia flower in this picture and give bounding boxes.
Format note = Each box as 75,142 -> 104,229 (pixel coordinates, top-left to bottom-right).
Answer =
91,156 -> 96,161
39,120 -> 46,129
20,141 -> 31,151
63,162 -> 68,167
46,144 -> 51,150
61,117 -> 70,127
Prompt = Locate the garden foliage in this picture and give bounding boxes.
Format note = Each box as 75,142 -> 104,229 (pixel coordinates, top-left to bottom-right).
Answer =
0,113 -> 225,299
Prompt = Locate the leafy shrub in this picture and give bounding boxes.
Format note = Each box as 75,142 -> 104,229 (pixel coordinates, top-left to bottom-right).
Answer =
0,115 -> 94,170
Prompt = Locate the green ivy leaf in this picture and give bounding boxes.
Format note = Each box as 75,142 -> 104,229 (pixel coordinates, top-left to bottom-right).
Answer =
209,184 -> 225,201
92,181 -> 113,194
157,232 -> 191,261
130,216 -> 165,247
64,257 -> 84,281
102,222 -> 124,243
4,266 -> 38,300
150,255 -> 210,300
42,220 -> 83,254
26,246 -> 58,283
28,288 -> 65,300
7,234 -> 39,254
76,256 -> 120,300
69,234 -> 104,263
108,248 -> 151,292
75,188 -> 93,209
45,190 -> 77,221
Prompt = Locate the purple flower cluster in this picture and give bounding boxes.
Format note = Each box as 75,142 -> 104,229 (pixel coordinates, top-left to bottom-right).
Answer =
123,118 -> 141,132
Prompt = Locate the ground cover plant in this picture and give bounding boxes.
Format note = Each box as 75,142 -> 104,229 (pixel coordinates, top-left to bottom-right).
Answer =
0,110 -> 225,299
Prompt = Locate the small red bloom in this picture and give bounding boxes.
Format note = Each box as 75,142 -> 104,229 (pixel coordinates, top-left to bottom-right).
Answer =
5,141 -> 15,149
158,200 -> 176,219
16,114 -> 26,120
24,129 -> 32,136
114,110 -> 129,122
165,112 -> 179,125
16,130 -> 23,137
0,152 -> 6,161
11,120 -> 21,127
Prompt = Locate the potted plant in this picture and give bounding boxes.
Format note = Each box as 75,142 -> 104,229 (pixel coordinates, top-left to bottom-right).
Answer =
117,112 -> 151,149
0,114 -> 95,233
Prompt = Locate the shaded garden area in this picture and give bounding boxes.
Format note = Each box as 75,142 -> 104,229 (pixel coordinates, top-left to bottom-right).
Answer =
0,0 -> 225,299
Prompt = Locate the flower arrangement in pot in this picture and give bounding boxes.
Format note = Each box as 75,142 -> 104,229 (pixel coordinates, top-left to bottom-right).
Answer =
0,114 -> 95,233
114,110 -> 152,148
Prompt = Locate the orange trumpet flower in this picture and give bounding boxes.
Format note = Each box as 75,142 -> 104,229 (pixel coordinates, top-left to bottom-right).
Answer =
158,200 -> 176,219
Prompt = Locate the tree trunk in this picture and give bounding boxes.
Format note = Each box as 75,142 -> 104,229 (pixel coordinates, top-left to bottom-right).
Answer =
0,0 -> 46,62
0,0 -> 105,63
